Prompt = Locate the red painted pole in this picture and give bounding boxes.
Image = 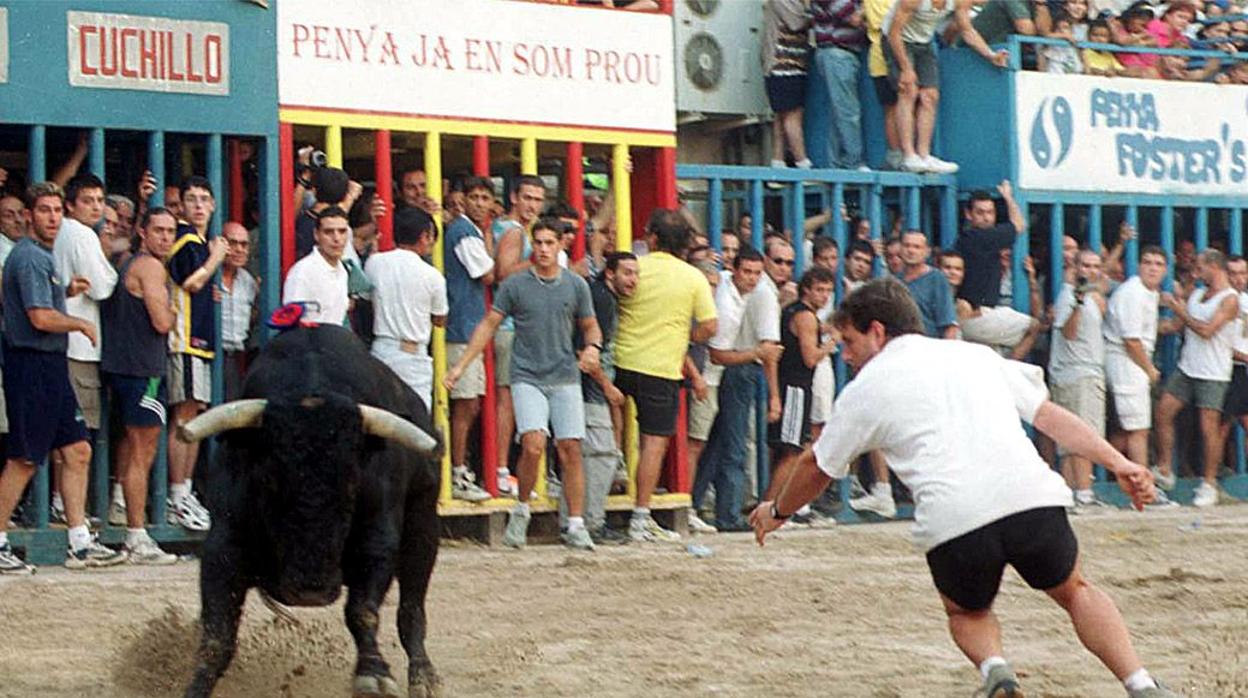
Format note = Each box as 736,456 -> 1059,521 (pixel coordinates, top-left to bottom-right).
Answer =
473,135 -> 499,496
279,122 -> 295,276
567,141 -> 585,261
375,129 -> 394,252
228,139 -> 244,224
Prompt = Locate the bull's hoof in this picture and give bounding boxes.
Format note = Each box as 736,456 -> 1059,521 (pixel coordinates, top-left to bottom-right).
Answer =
352,674 -> 402,698
407,673 -> 443,698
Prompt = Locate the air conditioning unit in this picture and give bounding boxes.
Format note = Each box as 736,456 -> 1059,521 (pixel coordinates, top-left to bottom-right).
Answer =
675,0 -> 768,118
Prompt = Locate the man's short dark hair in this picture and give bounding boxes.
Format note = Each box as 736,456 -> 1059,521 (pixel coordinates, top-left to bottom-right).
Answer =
940,249 -> 963,263
25,181 -> 65,208
139,206 -> 175,231
967,190 -> 994,208
512,174 -> 545,195
394,207 -> 435,246
832,277 -> 924,339
734,245 -> 764,267
798,266 -> 836,295
316,205 -> 349,227
1139,244 -> 1167,261
180,175 -> 213,200
1229,254 -> 1246,266
531,216 -> 565,239
848,239 -> 875,260
813,236 -> 839,256
313,167 -> 349,205
645,208 -> 691,255
65,173 -> 105,205
545,200 -> 579,221
605,251 -> 637,273
400,165 -> 425,179
460,176 -> 493,195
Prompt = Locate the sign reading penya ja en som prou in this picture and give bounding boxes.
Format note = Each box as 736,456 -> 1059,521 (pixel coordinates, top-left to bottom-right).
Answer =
277,0 -> 676,134
67,11 -> 229,96
1016,72 -> 1248,196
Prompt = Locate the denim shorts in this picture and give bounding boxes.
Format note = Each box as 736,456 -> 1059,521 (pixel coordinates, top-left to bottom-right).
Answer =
512,382 -> 585,441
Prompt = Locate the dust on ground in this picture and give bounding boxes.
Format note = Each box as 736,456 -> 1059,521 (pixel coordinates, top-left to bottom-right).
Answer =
1,506 -> 1245,697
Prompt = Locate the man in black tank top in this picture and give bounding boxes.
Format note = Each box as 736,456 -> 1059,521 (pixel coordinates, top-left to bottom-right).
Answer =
765,268 -> 837,507
99,207 -> 180,565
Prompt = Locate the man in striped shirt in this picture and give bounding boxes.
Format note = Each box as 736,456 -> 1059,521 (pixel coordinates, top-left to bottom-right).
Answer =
812,0 -> 869,170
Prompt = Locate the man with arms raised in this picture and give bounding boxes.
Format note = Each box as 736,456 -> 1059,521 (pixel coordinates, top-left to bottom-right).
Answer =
751,278 -> 1177,698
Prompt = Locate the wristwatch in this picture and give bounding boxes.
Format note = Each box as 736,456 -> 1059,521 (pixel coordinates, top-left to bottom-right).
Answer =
770,501 -> 790,521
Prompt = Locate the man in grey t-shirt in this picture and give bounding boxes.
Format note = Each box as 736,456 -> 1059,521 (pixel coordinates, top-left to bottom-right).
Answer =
445,219 -> 603,551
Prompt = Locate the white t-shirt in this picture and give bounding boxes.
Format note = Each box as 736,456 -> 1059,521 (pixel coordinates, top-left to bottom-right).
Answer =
364,248 -> 448,346
53,217 -> 118,362
1102,276 -> 1160,391
283,249 -> 349,326
221,268 -> 258,352
709,275 -> 780,353
1177,286 -> 1236,382
813,335 -> 1072,551
1048,282 -> 1105,386
0,235 -> 15,268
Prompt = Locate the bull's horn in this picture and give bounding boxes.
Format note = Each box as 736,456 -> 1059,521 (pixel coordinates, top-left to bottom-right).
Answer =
178,399 -> 268,442
358,405 -> 438,453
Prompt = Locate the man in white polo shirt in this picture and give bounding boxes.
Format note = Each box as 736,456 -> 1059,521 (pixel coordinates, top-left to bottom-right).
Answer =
751,279 -> 1176,698
283,206 -> 350,326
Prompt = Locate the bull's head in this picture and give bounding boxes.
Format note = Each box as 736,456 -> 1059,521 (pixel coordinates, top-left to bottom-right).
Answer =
179,396 -> 437,606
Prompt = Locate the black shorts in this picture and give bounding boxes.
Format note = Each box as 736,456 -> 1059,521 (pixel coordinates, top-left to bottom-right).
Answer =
765,74 -> 807,113
768,383 -> 812,451
614,367 -> 681,437
1223,364 -> 1248,418
106,373 -> 168,428
925,507 -> 1079,612
872,76 -> 898,107
3,348 -> 90,462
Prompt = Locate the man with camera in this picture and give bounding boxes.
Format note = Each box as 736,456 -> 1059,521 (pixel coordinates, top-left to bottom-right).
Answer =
1048,248 -> 1108,510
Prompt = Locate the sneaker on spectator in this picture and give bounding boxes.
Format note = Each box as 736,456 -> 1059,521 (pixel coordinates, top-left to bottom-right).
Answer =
589,526 -> 630,546
108,500 -> 128,527
769,159 -> 788,169
688,511 -> 717,534
794,158 -> 813,170
855,165 -> 873,173
0,543 -> 35,575
65,537 -> 127,570
496,469 -> 519,498
561,527 -> 595,551
1072,492 -> 1111,514
50,497 -> 67,526
981,661 -> 1023,697
629,515 -> 681,543
901,154 -> 928,173
922,155 -> 959,174
1145,489 -> 1180,510
126,533 -> 178,566
451,466 -> 491,503
1150,466 -> 1177,491
849,483 -> 897,519
167,493 -> 211,532
1192,481 -> 1218,508
884,149 -> 904,171
1127,680 -> 1180,698
502,507 -> 531,549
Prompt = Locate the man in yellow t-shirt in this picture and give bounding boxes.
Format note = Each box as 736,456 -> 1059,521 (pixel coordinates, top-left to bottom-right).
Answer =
614,209 -> 718,542
864,0 -> 903,169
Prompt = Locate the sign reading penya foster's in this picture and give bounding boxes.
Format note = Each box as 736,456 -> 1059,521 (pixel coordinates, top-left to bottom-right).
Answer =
67,11 -> 229,95
278,0 -> 676,133
1016,72 -> 1248,196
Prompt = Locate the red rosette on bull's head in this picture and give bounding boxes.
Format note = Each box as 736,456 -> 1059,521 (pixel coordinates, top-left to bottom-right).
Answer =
266,302 -> 306,331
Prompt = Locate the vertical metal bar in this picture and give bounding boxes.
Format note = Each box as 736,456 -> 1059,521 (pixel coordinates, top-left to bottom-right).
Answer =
1195,206 -> 1209,252
207,135 -> 225,411
325,124 -> 343,168
612,144 -> 632,251
279,123 -> 295,276
905,186 -> 920,234
1125,205 -> 1139,278
228,139 -> 245,224
259,133 -> 281,341
150,422 -> 169,530
567,142 -> 585,260
1232,208 -> 1244,255
1050,202 -> 1064,304
148,130 -> 165,207
375,129 -> 394,251
941,185 -> 958,250
89,127 -> 106,181
749,178 -> 764,251
92,391 -> 110,521
426,131 -> 453,506
831,183 -> 845,247
791,181 -> 806,275
708,178 -> 723,256
29,125 -> 47,182
1087,204 -> 1102,255
868,184 -> 883,276
33,461 -> 50,529
1159,205 -> 1178,376
471,136 -> 498,496
521,138 -> 538,176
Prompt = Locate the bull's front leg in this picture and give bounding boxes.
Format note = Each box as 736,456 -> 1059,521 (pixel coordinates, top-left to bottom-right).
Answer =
185,539 -> 248,698
345,570 -> 401,698
397,489 -> 441,698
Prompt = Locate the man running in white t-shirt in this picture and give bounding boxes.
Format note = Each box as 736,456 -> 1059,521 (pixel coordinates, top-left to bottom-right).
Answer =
751,279 -> 1177,698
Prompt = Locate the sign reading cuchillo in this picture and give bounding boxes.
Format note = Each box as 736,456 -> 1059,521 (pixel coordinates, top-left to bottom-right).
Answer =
67,11 -> 230,96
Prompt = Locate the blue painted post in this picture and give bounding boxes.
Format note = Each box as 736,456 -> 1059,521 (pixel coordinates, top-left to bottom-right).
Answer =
1050,202 -> 1065,304
258,134 -> 282,340
207,135 -> 225,410
1124,205 -> 1139,278
906,186 -> 920,235
1233,209 -> 1246,476
89,128 -> 106,181
148,131 -> 165,207
869,184 -> 883,276
29,125 -> 47,182
921,190 -> 933,242
1159,205 -> 1178,375
1194,207 -> 1209,252
708,178 -> 723,258
1012,199 -> 1030,315
1088,204 -> 1102,255
32,461 -> 50,530
941,185 -> 958,250
750,179 -> 764,251
791,181 -> 806,275
756,374 -> 769,500
818,186 -> 832,238
781,185 -> 794,249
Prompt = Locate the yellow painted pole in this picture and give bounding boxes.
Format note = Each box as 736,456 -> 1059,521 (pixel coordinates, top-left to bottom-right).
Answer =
610,143 -> 640,497
426,131 -> 453,505
325,124 -> 343,168
520,137 -> 538,176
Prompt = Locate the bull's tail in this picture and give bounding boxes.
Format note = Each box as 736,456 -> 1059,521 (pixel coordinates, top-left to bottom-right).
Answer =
258,590 -> 301,626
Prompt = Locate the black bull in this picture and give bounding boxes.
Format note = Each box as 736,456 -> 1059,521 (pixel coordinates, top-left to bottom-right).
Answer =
182,326 -> 443,698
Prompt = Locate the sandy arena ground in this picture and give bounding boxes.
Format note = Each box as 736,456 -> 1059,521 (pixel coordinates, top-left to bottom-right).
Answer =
1,505 -> 1245,697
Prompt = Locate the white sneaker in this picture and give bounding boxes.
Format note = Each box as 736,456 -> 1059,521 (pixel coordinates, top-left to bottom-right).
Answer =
769,159 -> 788,169
922,155 -> 959,174
849,485 -> 897,519
167,493 -> 211,532
496,469 -> 519,498
629,515 -> 681,543
901,154 -> 928,173
794,158 -> 813,170
50,496 -> 67,525
854,165 -> 873,173
502,507 -> 531,549
451,467 -> 491,503
126,534 -> 178,566
65,537 -> 128,569
1145,489 -> 1180,509
107,500 -> 128,527
1192,481 -> 1219,508
687,511 -> 718,534
0,543 -> 35,575
1151,466 -> 1177,491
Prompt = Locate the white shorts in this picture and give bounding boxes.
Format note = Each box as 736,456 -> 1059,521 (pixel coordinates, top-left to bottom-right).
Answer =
1050,376 -> 1105,455
1105,347 -> 1151,431
961,306 -> 1033,349
810,357 -> 835,425
371,338 -> 433,409
168,354 -> 212,405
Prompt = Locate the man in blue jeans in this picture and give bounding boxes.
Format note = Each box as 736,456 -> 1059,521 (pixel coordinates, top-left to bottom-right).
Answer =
812,0 -> 869,170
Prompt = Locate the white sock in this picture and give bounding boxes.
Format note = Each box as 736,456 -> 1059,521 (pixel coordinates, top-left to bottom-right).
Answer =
567,516 -> 585,533
126,528 -> 148,548
52,492 -> 64,510
979,656 -> 1007,681
873,482 -> 892,498
169,481 -> 190,502
632,507 -> 650,521
1123,668 -> 1156,692
0,531 -> 8,548
112,483 -> 126,506
1076,488 -> 1095,504
796,504 -> 812,516
513,502 -> 530,516
68,524 -> 92,551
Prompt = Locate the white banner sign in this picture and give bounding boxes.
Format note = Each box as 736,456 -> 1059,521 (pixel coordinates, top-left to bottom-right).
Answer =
67,11 -> 229,95
1016,72 -> 1248,196
278,0 -> 676,133
0,8 -> 9,84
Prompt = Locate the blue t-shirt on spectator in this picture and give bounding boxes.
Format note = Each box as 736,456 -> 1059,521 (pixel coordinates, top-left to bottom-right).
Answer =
904,267 -> 959,338
444,215 -> 489,344
3,237 -> 69,354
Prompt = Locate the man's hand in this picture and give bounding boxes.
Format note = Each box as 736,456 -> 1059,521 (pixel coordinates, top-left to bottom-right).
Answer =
996,180 -> 1013,200
1146,365 -> 1161,386
66,276 -> 91,298
343,180 -> 364,209
1114,460 -> 1156,511
898,68 -> 918,94
442,364 -> 462,393
691,374 -> 709,402
76,319 -> 98,347
578,345 -> 601,375
768,395 -> 782,423
137,170 -> 158,203
756,342 -> 784,365
369,194 -> 387,222
207,236 -> 228,263
988,49 -> 1009,68
1119,221 -> 1136,242
1160,291 -> 1183,313
604,383 -> 626,408
748,501 -> 786,546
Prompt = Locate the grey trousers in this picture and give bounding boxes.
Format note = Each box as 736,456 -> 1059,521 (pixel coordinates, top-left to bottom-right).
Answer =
559,401 -> 621,530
